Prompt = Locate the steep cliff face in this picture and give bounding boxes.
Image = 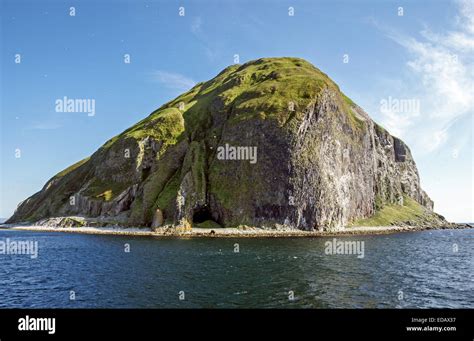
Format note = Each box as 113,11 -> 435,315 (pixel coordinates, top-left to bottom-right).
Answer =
7,57 -> 446,230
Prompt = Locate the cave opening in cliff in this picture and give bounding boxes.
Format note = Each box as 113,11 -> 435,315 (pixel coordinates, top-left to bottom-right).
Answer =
141,166 -> 151,181
192,206 -> 214,224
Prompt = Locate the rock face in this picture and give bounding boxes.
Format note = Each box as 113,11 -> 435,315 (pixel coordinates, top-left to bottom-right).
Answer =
7,57 -> 446,230
151,208 -> 163,229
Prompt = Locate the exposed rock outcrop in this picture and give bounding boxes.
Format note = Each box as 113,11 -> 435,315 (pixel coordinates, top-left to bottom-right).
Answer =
7,57 -> 447,231
151,208 -> 163,229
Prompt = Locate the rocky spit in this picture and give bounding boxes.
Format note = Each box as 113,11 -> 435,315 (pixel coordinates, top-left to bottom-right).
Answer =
1,221 -> 471,239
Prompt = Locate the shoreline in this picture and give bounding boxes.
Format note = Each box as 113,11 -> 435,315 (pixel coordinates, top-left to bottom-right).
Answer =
0,223 -> 471,238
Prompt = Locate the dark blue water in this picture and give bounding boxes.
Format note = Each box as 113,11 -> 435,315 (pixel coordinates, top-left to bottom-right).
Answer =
0,228 -> 472,308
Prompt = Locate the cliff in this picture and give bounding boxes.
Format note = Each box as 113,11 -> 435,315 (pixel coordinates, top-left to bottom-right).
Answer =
7,57 -> 448,231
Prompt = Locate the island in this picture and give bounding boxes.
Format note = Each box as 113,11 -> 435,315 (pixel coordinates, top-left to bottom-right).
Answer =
5,57 -> 467,236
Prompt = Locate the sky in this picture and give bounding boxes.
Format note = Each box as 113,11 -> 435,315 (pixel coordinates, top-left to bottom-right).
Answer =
0,0 -> 472,222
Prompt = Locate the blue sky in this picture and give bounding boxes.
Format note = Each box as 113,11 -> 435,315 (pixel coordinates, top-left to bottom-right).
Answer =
1,0 -> 472,222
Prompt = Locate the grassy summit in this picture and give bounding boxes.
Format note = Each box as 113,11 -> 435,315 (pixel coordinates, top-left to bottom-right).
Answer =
101,57 -> 353,151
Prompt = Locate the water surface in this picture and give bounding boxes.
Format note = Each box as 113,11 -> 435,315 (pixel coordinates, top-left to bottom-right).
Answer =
0,228 -> 472,308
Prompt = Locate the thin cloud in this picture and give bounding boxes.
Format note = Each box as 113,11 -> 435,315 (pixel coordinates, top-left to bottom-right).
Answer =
189,16 -> 220,61
150,70 -> 196,92
379,108 -> 415,138
375,0 -> 474,152
191,17 -> 202,35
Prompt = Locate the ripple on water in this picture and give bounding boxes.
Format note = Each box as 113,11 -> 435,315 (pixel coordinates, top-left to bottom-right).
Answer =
0,228 -> 472,308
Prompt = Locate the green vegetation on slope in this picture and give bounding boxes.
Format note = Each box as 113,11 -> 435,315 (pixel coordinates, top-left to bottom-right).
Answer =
102,107 -> 185,151
351,196 -> 431,227
99,57 -> 363,157
171,57 -> 343,131
83,178 -> 131,202
340,93 -> 365,132
154,171 -> 181,214
53,157 -> 90,179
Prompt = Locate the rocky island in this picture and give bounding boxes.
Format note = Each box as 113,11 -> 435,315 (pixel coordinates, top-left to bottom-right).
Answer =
6,57 -> 458,235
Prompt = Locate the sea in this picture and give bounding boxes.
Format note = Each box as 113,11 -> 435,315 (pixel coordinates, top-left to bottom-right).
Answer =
0,228 -> 472,308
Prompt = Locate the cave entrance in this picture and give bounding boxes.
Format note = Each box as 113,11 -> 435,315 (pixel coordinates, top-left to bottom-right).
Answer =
192,206 -> 213,224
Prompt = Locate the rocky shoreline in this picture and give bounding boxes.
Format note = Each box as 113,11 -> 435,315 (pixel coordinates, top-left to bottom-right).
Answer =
1,222 -> 471,238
